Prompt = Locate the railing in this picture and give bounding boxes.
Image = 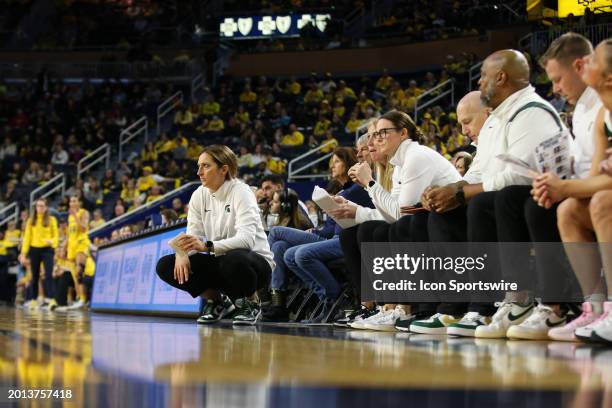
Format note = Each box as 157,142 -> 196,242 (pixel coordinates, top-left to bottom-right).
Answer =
519,23 -> 612,55
157,91 -> 184,136
288,141 -> 337,182
468,61 -> 483,91
0,203 -> 19,229
119,116 -> 148,163
414,79 -> 455,122
191,73 -> 206,103
89,181 -> 200,237
29,173 -> 65,211
77,143 -> 111,181
0,61 -> 198,80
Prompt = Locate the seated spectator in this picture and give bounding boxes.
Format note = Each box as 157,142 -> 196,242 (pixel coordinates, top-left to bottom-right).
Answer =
335,80 -> 357,102
84,178 -> 103,207
452,152 -> 473,177
160,209 -> 179,225
239,84 -> 258,105
114,200 -> 126,218
280,123 -> 305,147
137,166 -> 157,192
376,69 -> 394,93
171,198 -> 185,217
89,209 -> 106,230
313,113 -> 332,138
121,178 -> 141,207
174,106 -> 194,129
201,94 -> 220,117
22,162 -> 43,185
304,83 -> 324,106
319,130 -> 339,153
141,142 -> 158,164
234,105 -> 250,124
345,111 -> 363,134
187,138 -> 204,161
205,115 -> 225,134
333,98 -> 346,119
356,93 -> 376,116
101,169 -> 118,194
51,143 -> 69,166
146,185 -> 163,203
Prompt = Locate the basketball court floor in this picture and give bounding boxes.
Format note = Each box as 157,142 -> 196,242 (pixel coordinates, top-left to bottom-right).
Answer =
0,307 -> 610,407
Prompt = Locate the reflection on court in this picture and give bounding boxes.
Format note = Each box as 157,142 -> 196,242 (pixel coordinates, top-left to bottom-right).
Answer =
0,307 -> 611,408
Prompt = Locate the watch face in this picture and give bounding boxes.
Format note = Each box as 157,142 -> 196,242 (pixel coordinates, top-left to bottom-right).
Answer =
368,180 -> 375,187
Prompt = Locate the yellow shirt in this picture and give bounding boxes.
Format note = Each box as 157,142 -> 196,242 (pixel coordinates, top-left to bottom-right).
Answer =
21,215 -> 59,255
155,139 -> 176,154
5,229 -> 21,248
267,158 -> 286,174
146,194 -> 163,203
336,87 -> 356,100
314,119 -> 331,137
187,144 -> 204,160
201,102 -> 220,116
68,209 -> 89,246
239,91 -> 257,103
333,105 -> 345,118
304,89 -> 324,104
0,240 -> 8,256
207,119 -> 225,132
138,175 -> 157,192
235,111 -> 250,124
357,99 -> 375,114
280,131 -> 304,146
141,149 -> 158,162
345,119 -> 363,133
174,111 -> 193,125
89,219 -> 105,230
376,75 -> 393,91
320,138 -> 339,153
84,256 -> 95,277
121,187 -> 140,203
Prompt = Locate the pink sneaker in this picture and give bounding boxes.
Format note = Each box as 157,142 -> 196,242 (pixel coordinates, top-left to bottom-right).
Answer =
575,301 -> 612,342
548,302 -> 600,342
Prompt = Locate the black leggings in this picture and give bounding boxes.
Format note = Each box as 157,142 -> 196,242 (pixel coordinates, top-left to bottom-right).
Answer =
54,271 -> 74,306
29,247 -> 55,298
156,249 -> 272,299
339,213 -> 430,300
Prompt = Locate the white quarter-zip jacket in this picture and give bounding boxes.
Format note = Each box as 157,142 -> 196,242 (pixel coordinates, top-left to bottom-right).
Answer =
186,178 -> 275,271
463,85 -> 564,191
570,86 -> 602,178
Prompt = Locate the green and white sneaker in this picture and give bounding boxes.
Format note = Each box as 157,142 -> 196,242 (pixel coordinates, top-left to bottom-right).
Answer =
410,313 -> 461,334
197,294 -> 235,324
475,301 -> 534,339
232,298 -> 262,326
447,312 -> 492,337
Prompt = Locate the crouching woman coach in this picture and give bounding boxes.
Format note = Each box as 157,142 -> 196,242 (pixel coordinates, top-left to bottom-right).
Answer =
156,145 -> 274,325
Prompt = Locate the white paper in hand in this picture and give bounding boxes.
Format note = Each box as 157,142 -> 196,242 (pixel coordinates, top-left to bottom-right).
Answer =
312,186 -> 357,229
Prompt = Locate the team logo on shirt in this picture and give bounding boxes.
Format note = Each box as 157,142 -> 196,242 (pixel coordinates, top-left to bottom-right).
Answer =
225,205 -> 231,213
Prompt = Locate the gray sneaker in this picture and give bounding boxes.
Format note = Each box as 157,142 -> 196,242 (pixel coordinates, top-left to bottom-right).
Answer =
232,298 -> 262,326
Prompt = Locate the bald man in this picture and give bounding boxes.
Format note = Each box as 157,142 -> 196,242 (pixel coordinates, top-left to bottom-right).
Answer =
456,91 -> 490,146
409,49 -> 565,337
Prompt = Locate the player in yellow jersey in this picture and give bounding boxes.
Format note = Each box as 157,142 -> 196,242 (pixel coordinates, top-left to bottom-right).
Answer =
65,196 -> 90,310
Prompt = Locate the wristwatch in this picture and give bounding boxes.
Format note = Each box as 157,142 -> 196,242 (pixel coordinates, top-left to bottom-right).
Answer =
366,180 -> 376,191
205,240 -> 215,255
455,186 -> 466,206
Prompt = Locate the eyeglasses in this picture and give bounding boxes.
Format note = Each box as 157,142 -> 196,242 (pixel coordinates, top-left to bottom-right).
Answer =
369,128 -> 401,141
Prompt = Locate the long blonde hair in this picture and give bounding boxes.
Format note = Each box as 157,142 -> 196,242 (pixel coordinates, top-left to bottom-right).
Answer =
375,161 -> 394,192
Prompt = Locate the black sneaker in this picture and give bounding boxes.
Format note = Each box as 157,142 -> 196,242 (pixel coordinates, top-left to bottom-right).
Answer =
394,312 -> 431,332
232,298 -> 262,326
197,294 -> 235,324
334,306 -> 377,327
262,305 -> 289,322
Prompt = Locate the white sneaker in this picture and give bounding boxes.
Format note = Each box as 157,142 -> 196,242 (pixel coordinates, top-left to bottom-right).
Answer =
506,303 -> 566,340
548,302 -> 600,342
591,306 -> 612,345
66,299 -> 86,310
575,301 -> 612,342
447,312 -> 492,337
349,307 -> 389,330
363,306 -> 410,332
23,300 -> 39,310
475,301 -> 534,339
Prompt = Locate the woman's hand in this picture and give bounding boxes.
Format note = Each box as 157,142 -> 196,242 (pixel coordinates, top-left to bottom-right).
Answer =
174,255 -> 191,285
531,172 -> 566,209
600,148 -> 612,177
328,202 -> 358,220
18,254 -> 26,265
348,162 -> 373,187
175,234 -> 206,252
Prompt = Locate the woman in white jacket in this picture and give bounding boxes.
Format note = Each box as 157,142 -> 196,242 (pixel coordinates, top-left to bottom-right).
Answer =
156,145 -> 274,325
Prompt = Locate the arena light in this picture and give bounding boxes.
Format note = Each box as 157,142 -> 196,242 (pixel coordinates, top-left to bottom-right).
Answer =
219,13 -> 332,39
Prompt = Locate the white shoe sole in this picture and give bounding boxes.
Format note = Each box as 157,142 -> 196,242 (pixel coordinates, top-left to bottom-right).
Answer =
506,326 -> 550,340
197,304 -> 236,324
475,328 -> 508,339
362,323 -> 398,332
409,325 -> 448,335
232,309 -> 261,326
447,326 -> 477,337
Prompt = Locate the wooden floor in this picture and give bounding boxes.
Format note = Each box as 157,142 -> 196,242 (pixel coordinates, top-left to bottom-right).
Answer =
0,307 -> 611,408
